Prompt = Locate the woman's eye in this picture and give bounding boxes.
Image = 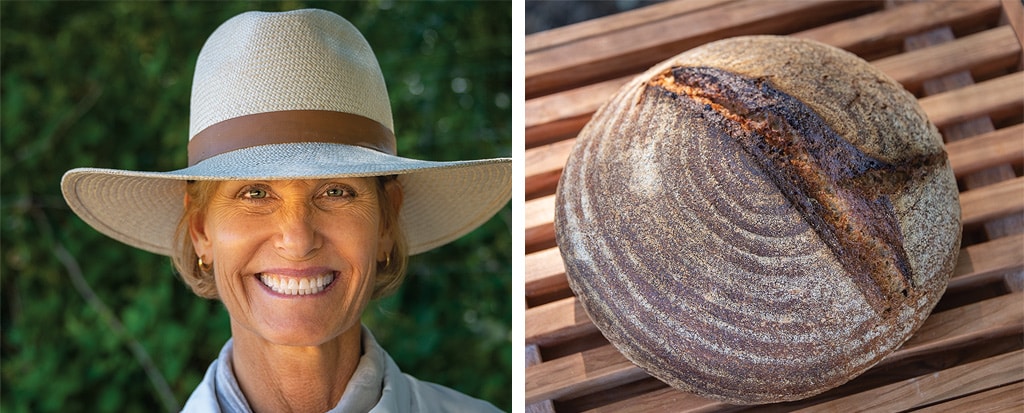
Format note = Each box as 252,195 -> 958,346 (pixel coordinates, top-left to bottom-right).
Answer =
241,187 -> 268,199
323,185 -> 355,198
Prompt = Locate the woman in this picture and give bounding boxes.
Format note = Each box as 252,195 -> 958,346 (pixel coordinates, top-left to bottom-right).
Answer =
61,9 -> 510,412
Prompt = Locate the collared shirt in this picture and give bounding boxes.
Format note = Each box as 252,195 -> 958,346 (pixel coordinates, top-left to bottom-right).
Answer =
182,326 -> 502,412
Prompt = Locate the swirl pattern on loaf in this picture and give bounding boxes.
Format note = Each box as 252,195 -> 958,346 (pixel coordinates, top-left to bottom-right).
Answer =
554,36 -> 961,404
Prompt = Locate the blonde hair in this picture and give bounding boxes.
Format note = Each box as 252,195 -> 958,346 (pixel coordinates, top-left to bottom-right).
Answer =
171,176 -> 408,300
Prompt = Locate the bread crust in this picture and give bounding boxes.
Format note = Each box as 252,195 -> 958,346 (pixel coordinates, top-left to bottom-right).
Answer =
554,36 -> 961,404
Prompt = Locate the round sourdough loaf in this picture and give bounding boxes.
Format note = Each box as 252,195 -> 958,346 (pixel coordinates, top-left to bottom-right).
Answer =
554,36 -> 961,404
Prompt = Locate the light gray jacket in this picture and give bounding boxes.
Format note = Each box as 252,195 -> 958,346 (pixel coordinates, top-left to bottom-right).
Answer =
181,327 -> 501,412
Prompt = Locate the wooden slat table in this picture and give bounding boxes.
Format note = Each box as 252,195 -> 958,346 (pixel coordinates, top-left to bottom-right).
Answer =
524,1 -> 1024,411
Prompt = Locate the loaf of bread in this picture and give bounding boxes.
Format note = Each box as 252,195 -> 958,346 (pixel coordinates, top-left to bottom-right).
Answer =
554,36 -> 961,404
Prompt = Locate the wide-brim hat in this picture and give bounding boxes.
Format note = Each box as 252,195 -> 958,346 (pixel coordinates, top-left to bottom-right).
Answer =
61,9 -> 511,257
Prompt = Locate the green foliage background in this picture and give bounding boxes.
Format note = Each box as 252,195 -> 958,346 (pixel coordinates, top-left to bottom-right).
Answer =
1,1 -> 512,411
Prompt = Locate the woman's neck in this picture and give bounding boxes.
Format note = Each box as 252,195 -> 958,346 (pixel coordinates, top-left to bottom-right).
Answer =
229,323 -> 363,413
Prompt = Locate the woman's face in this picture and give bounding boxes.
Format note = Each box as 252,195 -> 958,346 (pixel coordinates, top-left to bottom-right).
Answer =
190,178 -> 394,346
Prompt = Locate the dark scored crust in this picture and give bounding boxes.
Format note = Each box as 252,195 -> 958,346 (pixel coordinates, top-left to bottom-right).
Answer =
555,36 -> 961,404
648,66 -> 949,317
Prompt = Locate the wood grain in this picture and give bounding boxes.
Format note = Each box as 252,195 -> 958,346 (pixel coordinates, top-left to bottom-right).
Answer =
872,25 -> 1021,93
960,176 -> 1024,226
913,381 -> 1024,413
949,233 -> 1024,292
946,124 -> 1024,179
793,350 -> 1024,412
526,0 -> 733,54
918,71 -> 1024,128
792,0 -> 1001,56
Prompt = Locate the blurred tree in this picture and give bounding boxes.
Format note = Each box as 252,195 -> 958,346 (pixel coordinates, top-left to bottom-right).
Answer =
1,1 -> 512,412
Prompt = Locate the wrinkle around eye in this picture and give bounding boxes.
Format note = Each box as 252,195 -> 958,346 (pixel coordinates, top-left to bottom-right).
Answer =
211,183 -> 279,216
313,184 -> 379,222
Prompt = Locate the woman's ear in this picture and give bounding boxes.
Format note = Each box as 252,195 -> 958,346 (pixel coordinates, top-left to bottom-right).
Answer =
186,193 -> 212,259
378,179 -> 404,257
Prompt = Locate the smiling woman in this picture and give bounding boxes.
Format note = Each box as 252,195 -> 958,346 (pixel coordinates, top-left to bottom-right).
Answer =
174,177 -> 406,302
56,7 -> 510,413
189,178 -> 393,345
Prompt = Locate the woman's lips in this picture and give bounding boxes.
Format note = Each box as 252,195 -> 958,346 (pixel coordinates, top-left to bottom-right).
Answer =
257,270 -> 337,296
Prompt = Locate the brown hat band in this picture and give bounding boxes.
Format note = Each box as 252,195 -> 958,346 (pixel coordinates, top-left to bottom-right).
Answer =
187,110 -> 397,166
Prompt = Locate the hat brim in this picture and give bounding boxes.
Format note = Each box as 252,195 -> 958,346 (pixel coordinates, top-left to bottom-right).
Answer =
61,143 -> 511,256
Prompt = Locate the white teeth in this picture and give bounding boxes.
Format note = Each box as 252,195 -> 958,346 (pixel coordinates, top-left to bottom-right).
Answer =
258,273 -> 335,295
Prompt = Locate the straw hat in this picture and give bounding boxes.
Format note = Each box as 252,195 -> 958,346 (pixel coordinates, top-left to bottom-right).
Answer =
61,9 -> 511,256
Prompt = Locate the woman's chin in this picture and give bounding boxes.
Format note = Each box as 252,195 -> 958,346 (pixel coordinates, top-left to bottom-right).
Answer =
244,318 -> 354,348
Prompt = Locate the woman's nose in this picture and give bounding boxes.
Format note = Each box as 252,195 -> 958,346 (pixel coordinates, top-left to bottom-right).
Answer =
274,203 -> 322,260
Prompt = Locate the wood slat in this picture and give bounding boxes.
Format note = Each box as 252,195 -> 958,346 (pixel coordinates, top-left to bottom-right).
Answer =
526,344 -> 557,413
526,292 -> 1024,407
919,71 -> 1024,128
792,0 -> 1001,55
871,25 -> 1021,93
526,0 -> 880,98
524,138 -> 575,198
526,0 -> 734,54
946,124 -> 1024,179
583,386 -> 721,413
914,381 -> 1024,413
526,342 -> 645,405
886,291 -> 1024,363
526,77 -> 624,148
1002,0 -> 1024,49
960,176 -> 1024,226
794,350 -> 1024,412
525,247 -> 569,299
525,296 -> 597,347
525,194 -> 557,253
949,233 -> 1024,292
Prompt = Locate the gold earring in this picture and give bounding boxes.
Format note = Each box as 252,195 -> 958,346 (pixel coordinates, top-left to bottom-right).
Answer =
198,256 -> 212,272
380,253 -> 391,269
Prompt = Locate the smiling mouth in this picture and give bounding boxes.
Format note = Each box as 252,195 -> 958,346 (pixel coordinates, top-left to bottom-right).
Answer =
258,273 -> 336,296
